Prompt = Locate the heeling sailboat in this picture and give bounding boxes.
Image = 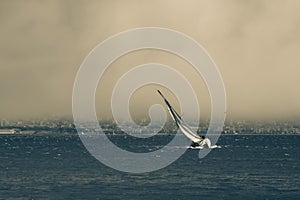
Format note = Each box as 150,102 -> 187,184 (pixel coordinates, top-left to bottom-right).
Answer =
157,90 -> 213,149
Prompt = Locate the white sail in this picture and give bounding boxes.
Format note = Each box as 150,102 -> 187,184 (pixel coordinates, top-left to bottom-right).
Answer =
157,90 -> 203,143
200,138 -> 211,148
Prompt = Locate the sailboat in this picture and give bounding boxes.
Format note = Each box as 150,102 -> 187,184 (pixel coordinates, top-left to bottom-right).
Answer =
157,90 -> 217,149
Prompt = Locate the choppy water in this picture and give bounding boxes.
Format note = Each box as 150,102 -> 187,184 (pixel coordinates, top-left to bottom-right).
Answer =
0,134 -> 299,199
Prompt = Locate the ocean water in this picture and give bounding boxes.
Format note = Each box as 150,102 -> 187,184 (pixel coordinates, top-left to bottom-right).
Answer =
0,134 -> 299,199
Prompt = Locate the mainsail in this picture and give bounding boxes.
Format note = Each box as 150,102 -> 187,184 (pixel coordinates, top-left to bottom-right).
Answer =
157,90 -> 203,143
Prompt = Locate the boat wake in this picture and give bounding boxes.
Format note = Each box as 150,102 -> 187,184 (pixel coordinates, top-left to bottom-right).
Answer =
188,145 -> 221,150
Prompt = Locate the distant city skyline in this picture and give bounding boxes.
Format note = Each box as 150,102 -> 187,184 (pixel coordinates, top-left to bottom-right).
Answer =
1,1 -> 300,120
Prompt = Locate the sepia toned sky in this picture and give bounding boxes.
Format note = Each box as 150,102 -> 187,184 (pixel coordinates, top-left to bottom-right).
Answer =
0,0 -> 300,120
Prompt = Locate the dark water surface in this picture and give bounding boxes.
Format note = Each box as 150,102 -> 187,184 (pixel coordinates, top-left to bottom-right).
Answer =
0,134 -> 299,199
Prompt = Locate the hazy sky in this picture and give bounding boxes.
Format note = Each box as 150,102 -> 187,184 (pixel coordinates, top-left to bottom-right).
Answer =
1,0 -> 300,120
